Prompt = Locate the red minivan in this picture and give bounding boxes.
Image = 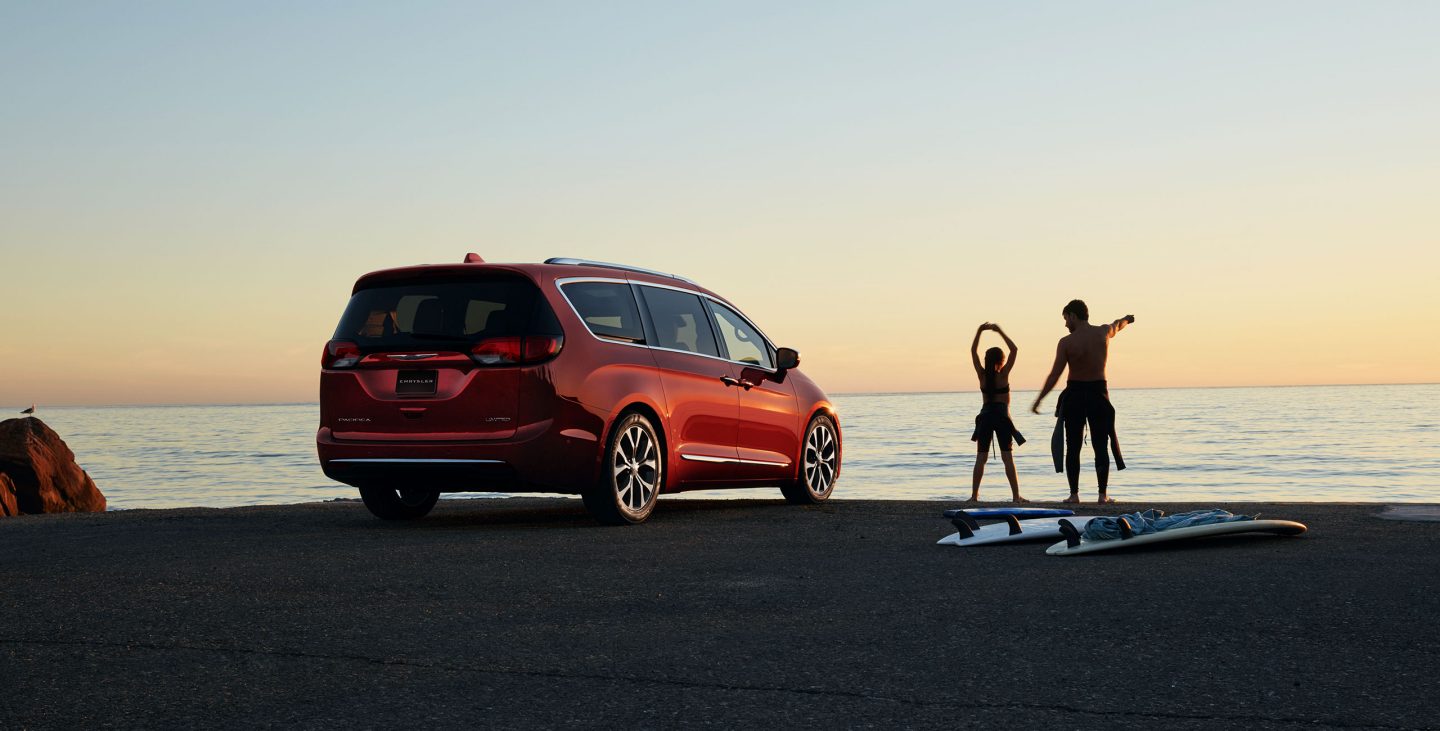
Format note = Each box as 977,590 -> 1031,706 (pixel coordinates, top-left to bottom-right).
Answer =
318,255 -> 841,524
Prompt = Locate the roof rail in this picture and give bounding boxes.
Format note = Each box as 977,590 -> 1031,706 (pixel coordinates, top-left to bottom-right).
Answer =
544,258 -> 697,285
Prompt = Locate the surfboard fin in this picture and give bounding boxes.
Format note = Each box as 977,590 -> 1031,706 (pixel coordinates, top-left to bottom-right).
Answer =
1118,517 -> 1135,540
950,518 -> 975,540
1058,519 -> 1081,548
1004,514 -> 1022,536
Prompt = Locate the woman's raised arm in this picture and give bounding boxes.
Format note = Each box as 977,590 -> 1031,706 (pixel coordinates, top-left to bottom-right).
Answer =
970,323 -> 987,374
993,324 -> 1019,374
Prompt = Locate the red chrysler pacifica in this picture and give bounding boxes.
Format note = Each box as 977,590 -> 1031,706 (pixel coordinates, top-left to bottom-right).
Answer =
317,255 -> 841,524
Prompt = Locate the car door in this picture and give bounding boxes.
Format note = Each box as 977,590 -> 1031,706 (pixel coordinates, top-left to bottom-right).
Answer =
705,299 -> 800,477
636,285 -> 740,483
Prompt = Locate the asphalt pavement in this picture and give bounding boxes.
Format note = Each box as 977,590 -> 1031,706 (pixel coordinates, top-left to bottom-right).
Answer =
2,498 -> 1436,729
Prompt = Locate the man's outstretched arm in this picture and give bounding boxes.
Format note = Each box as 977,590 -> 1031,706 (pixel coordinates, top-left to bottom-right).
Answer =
1108,314 -> 1136,337
1031,340 -> 1067,414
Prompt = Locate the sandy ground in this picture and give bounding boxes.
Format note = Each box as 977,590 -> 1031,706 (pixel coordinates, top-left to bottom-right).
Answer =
2,497 -> 1437,729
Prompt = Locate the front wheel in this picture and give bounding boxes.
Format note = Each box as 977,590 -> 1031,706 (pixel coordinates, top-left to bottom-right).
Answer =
782,414 -> 840,504
584,412 -> 664,525
359,486 -> 440,520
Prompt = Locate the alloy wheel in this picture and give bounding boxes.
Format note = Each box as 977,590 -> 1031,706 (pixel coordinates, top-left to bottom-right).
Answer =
612,422 -> 660,518
803,421 -> 838,497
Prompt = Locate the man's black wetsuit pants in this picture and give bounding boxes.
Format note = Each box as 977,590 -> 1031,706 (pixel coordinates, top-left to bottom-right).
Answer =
1062,380 -> 1115,493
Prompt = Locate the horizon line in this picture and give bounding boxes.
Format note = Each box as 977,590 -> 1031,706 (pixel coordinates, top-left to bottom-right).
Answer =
5,380 -> 1436,410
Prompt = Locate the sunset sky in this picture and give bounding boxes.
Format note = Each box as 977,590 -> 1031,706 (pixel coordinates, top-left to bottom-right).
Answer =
3,1 -> 1437,406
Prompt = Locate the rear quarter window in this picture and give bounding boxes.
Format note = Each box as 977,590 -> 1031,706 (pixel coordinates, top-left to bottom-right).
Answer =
560,282 -> 645,343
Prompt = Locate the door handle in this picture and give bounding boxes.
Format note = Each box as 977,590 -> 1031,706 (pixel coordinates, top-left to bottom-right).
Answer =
738,379 -> 757,391
720,376 -> 740,387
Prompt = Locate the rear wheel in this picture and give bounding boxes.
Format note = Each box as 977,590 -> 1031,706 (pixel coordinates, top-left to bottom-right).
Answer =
584,412 -> 663,525
782,414 -> 840,504
359,486 -> 440,520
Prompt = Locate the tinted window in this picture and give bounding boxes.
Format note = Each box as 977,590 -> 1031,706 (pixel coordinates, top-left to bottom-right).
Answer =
707,301 -> 773,368
334,278 -> 544,347
561,282 -> 645,342
639,286 -> 720,357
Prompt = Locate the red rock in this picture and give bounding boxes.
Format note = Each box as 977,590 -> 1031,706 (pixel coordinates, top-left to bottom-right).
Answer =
0,473 -> 17,516
0,418 -> 106,515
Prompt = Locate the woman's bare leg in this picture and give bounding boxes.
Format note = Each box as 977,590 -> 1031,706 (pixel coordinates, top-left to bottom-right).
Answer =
1000,451 -> 1026,502
970,447 -> 987,501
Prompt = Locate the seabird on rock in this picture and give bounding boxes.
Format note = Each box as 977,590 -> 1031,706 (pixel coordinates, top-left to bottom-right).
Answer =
21,404 -> 35,415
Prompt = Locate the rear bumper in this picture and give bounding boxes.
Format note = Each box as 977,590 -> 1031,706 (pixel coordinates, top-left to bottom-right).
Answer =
321,456 -> 520,491
316,415 -> 602,493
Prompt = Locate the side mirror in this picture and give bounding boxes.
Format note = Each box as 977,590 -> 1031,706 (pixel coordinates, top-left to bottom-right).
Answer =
776,347 -> 800,371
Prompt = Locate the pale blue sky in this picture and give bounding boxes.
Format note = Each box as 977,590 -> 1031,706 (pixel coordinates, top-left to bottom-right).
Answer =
3,2 -> 1438,403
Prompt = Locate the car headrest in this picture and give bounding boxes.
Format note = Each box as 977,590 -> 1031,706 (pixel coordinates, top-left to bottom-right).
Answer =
412,298 -> 446,334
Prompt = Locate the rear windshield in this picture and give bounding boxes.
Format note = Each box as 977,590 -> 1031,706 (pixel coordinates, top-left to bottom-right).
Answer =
333,277 -> 559,348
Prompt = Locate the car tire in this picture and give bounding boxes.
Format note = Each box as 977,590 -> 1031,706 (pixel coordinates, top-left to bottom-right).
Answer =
782,414 -> 840,504
359,486 -> 440,520
584,411 -> 663,525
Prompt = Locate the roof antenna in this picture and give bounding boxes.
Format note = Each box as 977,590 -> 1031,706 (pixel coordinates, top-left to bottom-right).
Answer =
464,253 -> 485,263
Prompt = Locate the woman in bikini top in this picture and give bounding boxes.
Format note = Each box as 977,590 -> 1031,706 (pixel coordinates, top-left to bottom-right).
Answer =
968,323 -> 1027,503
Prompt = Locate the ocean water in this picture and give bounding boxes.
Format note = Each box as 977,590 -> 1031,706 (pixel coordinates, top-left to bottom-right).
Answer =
10,384 -> 1438,509
835,384 -> 1439,504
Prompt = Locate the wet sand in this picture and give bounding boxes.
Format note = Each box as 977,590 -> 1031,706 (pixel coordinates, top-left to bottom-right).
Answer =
2,498 -> 1436,729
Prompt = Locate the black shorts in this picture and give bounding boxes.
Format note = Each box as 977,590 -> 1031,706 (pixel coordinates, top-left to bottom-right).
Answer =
972,402 -> 1026,452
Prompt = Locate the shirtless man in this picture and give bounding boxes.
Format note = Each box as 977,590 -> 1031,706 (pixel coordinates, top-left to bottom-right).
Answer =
1031,300 -> 1135,504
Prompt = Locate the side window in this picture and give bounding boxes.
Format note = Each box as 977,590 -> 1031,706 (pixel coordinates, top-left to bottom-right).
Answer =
560,282 -> 645,342
707,301 -> 773,369
638,286 -> 720,357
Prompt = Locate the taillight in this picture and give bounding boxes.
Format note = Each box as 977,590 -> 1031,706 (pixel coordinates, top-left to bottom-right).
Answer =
523,334 -> 564,362
471,337 -> 523,365
323,340 -> 361,369
471,335 -> 563,365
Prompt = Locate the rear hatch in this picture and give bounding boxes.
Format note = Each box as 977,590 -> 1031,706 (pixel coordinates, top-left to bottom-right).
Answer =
320,272 -> 562,441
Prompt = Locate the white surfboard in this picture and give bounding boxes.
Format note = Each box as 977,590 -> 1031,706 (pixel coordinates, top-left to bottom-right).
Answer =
937,516 -> 1099,547
1045,518 -> 1307,556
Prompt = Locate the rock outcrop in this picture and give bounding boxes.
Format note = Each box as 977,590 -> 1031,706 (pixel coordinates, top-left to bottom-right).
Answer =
0,473 -> 17,516
0,418 -> 106,515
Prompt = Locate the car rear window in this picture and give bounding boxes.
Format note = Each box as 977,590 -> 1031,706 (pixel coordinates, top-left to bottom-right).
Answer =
333,277 -> 558,347
560,282 -> 645,343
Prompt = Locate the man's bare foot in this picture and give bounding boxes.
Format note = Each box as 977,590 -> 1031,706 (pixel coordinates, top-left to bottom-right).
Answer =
1012,496 -> 1030,503
966,495 -> 979,503
1097,495 -> 1116,504
1061,493 -> 1080,504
